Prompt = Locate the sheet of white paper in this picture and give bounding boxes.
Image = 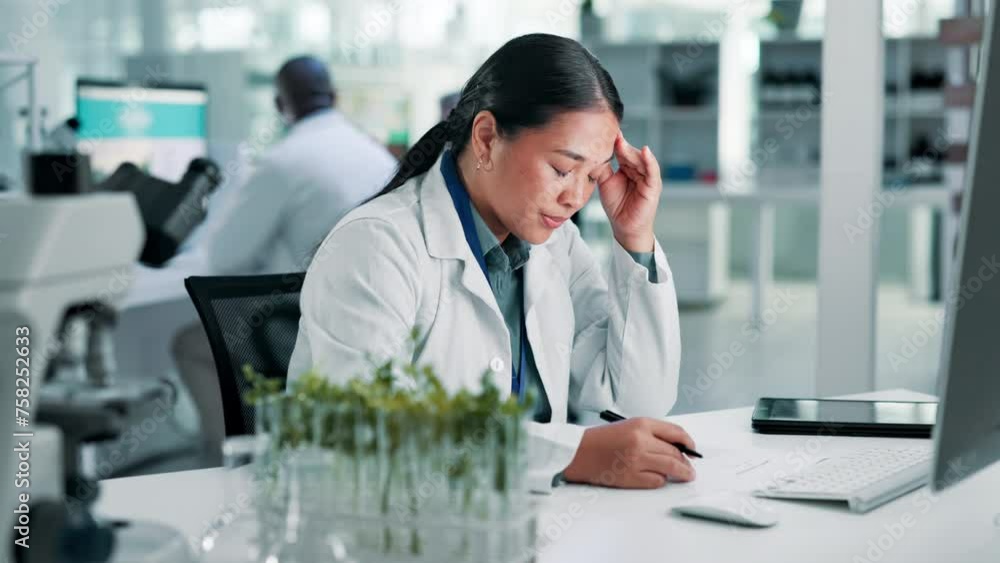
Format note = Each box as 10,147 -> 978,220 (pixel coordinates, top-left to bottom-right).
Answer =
684,445 -> 789,494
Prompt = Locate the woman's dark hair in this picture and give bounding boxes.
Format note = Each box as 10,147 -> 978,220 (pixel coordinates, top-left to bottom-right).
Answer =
373,33 -> 624,197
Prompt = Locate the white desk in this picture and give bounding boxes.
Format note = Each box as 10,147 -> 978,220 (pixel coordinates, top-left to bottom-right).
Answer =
95,389 -> 1000,562
113,263 -> 199,393
121,263 -> 193,311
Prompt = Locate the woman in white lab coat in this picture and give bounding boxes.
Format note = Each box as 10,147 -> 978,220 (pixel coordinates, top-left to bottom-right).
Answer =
288,33 -> 696,490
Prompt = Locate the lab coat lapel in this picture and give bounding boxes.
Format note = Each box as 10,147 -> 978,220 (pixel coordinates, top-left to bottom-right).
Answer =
524,244 -> 564,416
523,243 -> 556,317
420,155 -> 503,320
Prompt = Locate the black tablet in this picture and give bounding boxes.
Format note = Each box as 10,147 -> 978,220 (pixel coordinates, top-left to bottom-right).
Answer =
751,398 -> 937,438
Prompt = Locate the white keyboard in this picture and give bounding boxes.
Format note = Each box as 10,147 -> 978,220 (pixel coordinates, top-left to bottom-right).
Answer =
753,445 -> 932,513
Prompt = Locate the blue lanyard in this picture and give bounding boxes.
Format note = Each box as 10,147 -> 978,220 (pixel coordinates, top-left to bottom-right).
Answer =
440,151 -> 528,400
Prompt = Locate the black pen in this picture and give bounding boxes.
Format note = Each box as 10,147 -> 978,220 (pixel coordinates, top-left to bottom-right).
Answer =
599,410 -> 704,459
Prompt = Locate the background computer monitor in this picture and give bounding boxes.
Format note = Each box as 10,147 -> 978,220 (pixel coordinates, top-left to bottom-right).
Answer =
931,0 -> 1000,492
76,78 -> 208,183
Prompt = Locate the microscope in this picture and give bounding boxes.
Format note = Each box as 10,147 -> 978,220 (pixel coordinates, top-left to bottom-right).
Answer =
0,193 -> 195,562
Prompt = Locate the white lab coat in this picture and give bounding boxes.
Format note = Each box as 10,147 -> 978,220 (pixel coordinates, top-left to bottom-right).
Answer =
288,152 -> 682,490
173,109 -> 398,275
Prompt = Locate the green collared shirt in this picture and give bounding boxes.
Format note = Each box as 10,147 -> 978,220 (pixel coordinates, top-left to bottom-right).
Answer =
468,208 -> 657,424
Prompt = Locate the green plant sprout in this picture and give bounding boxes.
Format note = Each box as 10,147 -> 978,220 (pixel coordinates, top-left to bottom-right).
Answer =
242,328 -> 536,558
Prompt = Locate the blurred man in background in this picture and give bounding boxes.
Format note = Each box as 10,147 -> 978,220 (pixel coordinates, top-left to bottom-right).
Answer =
171,55 -> 398,464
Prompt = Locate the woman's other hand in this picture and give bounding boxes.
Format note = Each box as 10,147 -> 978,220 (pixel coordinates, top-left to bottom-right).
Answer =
597,132 -> 663,253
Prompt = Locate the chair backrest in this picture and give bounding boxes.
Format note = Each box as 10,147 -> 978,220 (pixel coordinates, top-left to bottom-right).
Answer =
184,273 -> 305,436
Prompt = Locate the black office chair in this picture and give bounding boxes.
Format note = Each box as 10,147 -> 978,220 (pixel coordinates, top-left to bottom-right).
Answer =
184,273 -> 305,436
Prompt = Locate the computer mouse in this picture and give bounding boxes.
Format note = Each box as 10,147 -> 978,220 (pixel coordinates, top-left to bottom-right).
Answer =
671,491 -> 779,527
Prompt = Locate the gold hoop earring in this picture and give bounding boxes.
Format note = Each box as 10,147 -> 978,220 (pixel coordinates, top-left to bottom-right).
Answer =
476,160 -> 482,171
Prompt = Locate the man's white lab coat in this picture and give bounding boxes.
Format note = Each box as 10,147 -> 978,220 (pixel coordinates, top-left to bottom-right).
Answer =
179,109 -> 398,275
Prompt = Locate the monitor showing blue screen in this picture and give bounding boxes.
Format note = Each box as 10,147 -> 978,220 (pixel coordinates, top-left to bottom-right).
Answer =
76,79 -> 208,183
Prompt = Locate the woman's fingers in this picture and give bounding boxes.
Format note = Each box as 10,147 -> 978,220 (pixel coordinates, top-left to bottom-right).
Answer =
598,168 -> 627,194
594,162 -> 616,186
630,471 -> 667,489
646,420 -> 698,452
638,430 -> 695,478
645,439 -> 694,467
642,439 -> 695,476
616,132 -> 662,184
615,132 -> 646,173
619,161 -> 644,183
641,145 -> 661,185
641,452 -> 696,482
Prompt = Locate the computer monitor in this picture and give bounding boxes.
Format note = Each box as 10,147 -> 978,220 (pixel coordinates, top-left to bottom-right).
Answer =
76,78 -> 208,183
931,1 -> 1000,492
